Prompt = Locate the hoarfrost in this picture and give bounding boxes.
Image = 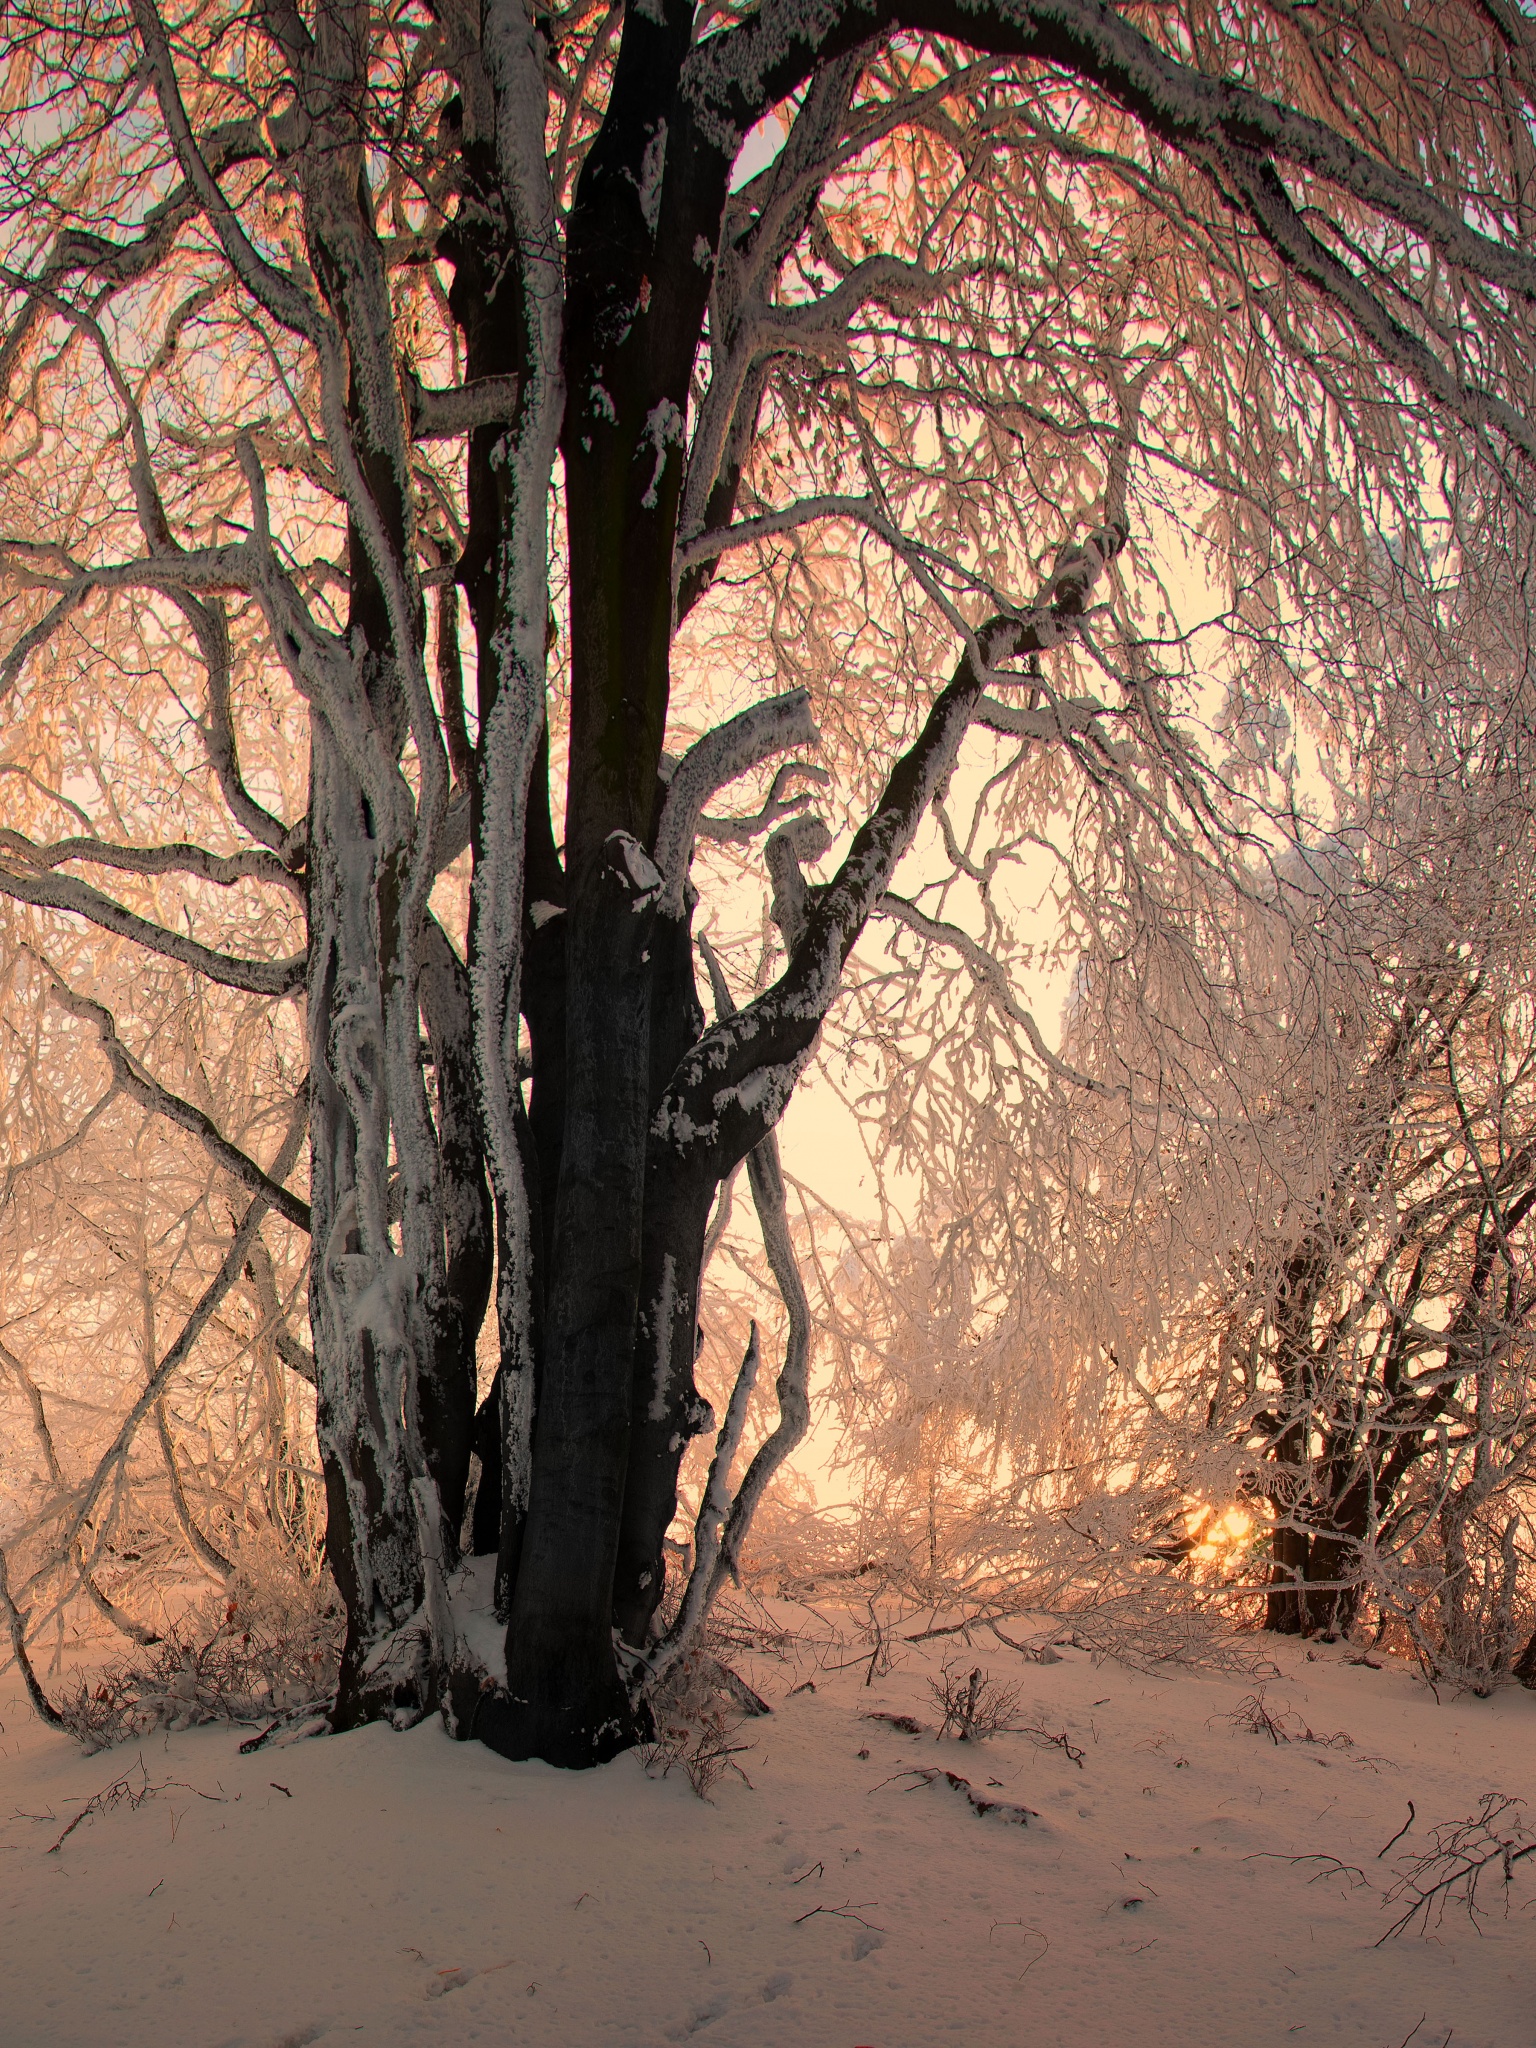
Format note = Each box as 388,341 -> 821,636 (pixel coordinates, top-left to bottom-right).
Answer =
637,399 -> 684,510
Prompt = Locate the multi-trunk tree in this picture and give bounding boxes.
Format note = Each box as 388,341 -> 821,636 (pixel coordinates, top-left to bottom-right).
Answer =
3,0 -> 1536,1763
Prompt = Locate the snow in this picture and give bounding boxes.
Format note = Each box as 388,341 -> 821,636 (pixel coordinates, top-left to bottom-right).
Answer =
2,1628 -> 1531,2047
639,400 -> 685,511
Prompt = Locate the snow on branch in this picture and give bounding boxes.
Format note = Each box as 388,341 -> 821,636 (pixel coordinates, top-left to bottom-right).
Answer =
40,965 -> 312,1232
642,938 -> 815,1689
403,370 -> 522,440
1224,154 -> 1536,459
767,814 -> 834,952
974,692 -> 1111,743
711,1123 -> 814,1595
653,520 -> 1128,1171
0,860 -> 304,996
0,827 -> 300,897
646,1321 -> 762,1689
653,688 -> 821,914
675,493 -> 902,579
1001,0 -> 1536,301
683,0 -> 1536,464
134,0 -> 441,801
696,759 -> 831,846
694,0 -> 1536,306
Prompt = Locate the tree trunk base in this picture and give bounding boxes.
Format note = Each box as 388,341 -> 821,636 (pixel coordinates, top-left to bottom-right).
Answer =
470,1670 -> 646,1767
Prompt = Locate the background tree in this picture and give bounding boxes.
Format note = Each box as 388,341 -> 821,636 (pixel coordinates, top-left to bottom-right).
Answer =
817,565 -> 1536,1678
4,0 -> 1536,1764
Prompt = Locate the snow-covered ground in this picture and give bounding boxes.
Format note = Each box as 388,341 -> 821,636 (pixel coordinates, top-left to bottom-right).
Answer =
2,1621 -> 1531,2048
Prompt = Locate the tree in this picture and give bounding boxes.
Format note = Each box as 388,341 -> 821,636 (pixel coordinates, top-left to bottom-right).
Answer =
3,0 -> 1536,1765
791,500 -> 1536,1680
974,592 -> 1536,1670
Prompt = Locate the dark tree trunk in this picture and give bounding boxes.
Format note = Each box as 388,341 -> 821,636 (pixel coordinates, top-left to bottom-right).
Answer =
488,838 -> 665,1762
1265,1523 -> 1310,1634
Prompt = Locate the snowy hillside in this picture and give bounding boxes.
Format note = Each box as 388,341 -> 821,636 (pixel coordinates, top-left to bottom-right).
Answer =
2,1623 -> 1531,2048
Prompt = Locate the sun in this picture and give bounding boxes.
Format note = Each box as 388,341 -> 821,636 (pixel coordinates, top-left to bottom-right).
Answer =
1187,1504 -> 1255,1562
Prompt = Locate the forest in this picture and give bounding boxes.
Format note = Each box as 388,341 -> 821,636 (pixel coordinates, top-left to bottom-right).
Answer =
0,4 -> 1534,2037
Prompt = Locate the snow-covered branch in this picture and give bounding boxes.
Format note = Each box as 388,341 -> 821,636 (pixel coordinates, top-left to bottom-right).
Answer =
698,760 -> 831,847
653,522 -> 1128,1171
404,370 -> 522,440
641,938 -> 816,1687
766,815 -> 834,952
645,1321 -> 761,1688
675,493 -> 900,577
0,862 -> 304,996
653,688 -> 821,914
974,692 -> 1113,744
0,827 -> 301,898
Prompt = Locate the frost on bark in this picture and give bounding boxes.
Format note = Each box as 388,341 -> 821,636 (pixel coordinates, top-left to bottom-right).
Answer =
4,0 -> 1536,1762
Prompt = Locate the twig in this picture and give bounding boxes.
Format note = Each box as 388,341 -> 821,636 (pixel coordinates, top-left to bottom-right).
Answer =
1377,1794 -> 1536,1942
1018,1721 -> 1086,1769
894,1766 -> 1037,1826
1378,1802 -> 1416,1859
793,1899 -> 884,1929
1244,1850 -> 1370,1889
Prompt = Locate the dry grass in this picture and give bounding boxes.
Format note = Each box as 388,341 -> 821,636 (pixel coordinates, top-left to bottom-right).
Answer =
54,1567 -> 341,1752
